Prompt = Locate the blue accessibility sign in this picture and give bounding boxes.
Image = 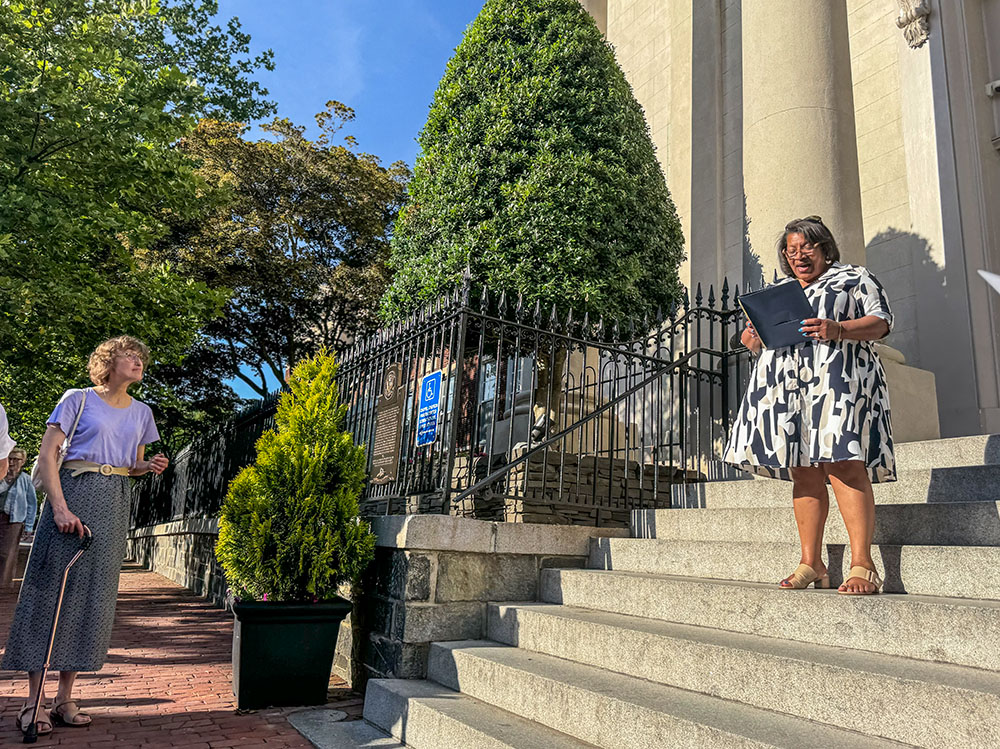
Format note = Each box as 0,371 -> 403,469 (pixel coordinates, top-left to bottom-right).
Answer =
416,371 -> 442,446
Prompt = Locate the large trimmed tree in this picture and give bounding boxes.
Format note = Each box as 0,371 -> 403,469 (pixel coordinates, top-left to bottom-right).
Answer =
381,0 -> 684,322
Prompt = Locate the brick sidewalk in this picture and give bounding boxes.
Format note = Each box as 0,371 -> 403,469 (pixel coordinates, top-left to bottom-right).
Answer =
0,565 -> 363,747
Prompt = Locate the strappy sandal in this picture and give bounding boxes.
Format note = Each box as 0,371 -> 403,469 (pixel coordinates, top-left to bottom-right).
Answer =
779,563 -> 831,590
51,699 -> 92,727
18,704 -> 52,737
838,565 -> 883,595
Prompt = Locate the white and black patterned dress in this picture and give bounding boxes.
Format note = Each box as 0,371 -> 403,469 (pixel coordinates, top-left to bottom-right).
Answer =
724,263 -> 895,483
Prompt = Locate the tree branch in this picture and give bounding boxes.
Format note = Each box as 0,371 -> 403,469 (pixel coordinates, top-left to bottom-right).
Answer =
233,368 -> 267,398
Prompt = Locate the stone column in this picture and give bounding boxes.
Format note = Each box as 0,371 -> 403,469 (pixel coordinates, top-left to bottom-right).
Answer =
742,0 -> 865,278
578,0 -> 607,36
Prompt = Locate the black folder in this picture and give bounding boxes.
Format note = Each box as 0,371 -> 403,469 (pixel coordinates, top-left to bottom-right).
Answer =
738,281 -> 814,350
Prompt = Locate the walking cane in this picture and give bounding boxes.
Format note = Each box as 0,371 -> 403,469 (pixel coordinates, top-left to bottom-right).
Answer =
23,525 -> 93,744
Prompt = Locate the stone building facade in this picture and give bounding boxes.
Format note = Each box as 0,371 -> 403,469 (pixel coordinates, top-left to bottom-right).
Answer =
580,0 -> 1000,438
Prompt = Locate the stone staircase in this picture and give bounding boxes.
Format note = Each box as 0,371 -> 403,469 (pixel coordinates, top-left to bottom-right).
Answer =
362,434 -> 1000,748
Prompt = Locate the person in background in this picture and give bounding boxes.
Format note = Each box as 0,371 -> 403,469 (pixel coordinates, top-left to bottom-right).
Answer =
0,449 -> 37,589
0,400 -> 15,480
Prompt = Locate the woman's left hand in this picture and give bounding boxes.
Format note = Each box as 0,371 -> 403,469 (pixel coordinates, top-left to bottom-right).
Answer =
132,454 -> 169,476
799,318 -> 842,342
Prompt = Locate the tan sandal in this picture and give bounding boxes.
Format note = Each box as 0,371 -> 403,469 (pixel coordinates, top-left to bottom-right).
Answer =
17,704 -> 52,737
837,565 -> 883,595
51,699 -> 92,727
779,563 -> 831,589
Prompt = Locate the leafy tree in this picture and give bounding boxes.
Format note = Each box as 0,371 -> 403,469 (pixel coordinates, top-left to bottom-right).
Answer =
0,0 -> 272,445
145,107 -> 409,397
134,0 -> 275,122
215,351 -> 375,602
139,337 -> 244,454
382,0 -> 684,322
0,267 -> 224,452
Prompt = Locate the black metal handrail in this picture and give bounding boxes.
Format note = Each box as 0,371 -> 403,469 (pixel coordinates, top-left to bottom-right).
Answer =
449,345 -> 726,508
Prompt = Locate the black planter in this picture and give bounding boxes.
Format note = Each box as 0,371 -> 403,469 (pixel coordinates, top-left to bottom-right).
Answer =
231,597 -> 352,710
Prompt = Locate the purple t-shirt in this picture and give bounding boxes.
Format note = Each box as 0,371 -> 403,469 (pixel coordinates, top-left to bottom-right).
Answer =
48,388 -> 160,468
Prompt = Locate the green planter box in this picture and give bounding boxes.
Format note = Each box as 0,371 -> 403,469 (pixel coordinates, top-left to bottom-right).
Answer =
231,597 -> 352,710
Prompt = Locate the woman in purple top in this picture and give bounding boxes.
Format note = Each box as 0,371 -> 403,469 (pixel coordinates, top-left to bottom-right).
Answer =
2,336 -> 168,737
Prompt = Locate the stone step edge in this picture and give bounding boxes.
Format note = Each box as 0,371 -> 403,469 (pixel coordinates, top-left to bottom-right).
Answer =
630,501 -> 1000,547
487,603 -> 1000,748
488,602 -> 1000,695
587,538 -> 1000,600
364,678 -> 595,749
679,464 -> 1000,497
429,641 -> 902,749
893,433 -> 1000,464
539,567 -> 1000,670
545,567 -> 1000,615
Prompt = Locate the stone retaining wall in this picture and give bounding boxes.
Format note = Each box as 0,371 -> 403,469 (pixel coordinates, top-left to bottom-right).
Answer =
345,515 -> 628,689
126,514 -> 627,691
126,518 -> 227,607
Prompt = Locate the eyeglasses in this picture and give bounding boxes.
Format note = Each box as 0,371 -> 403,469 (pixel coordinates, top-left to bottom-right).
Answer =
783,243 -> 821,259
119,352 -> 144,364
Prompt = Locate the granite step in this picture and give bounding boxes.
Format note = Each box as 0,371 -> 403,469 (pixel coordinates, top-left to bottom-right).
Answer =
426,641 -> 903,749
670,465 -> 1000,509
587,537 -> 1000,599
631,501 -> 1000,546
488,602 -> 1000,748
893,433 -> 1000,469
540,568 -> 1000,670
363,678 -> 595,749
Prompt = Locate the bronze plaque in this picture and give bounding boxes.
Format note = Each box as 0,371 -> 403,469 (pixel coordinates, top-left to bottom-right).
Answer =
371,362 -> 403,485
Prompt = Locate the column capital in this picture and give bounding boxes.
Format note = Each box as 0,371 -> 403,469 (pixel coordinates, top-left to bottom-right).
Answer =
895,1 -> 931,49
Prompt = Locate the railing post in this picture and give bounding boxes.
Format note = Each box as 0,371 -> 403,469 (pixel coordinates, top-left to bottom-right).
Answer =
442,306 -> 470,513
721,279 -> 731,441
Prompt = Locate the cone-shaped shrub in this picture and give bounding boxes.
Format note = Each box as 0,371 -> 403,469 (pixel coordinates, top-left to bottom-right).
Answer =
215,351 -> 374,602
381,0 -> 684,321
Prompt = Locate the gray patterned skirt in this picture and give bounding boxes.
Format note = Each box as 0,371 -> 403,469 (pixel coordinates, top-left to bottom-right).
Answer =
1,470 -> 129,672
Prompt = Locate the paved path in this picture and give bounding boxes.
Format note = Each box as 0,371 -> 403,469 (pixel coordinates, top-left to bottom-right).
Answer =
0,565 -> 363,746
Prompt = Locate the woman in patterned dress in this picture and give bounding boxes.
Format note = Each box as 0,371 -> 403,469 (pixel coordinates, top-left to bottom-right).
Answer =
724,216 -> 894,596
2,336 -> 168,736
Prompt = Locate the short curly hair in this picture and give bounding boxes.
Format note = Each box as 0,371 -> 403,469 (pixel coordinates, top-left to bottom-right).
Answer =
88,336 -> 151,385
777,215 -> 841,277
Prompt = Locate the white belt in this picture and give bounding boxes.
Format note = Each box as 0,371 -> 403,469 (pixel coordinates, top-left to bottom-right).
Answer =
62,460 -> 130,477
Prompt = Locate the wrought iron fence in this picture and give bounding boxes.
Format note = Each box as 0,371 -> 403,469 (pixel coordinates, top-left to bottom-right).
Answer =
129,392 -> 280,528
132,277 -> 755,528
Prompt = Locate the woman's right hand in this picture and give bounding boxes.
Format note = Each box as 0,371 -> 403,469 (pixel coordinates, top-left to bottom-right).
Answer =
743,319 -> 763,354
53,506 -> 85,537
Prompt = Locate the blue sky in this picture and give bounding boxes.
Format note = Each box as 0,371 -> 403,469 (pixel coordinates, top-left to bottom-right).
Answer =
217,0 -> 481,167
214,1 -> 483,397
